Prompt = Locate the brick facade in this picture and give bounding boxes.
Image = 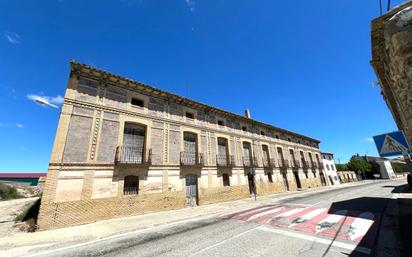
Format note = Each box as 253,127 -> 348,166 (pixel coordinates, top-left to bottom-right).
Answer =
38,62 -> 326,230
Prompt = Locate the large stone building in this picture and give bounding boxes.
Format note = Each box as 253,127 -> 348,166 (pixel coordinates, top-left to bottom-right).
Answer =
38,61 -> 326,230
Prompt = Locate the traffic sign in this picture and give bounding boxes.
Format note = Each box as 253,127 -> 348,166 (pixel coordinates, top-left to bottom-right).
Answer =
373,131 -> 411,157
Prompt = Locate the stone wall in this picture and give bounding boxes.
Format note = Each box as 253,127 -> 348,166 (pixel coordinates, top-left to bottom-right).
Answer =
371,1 -> 412,145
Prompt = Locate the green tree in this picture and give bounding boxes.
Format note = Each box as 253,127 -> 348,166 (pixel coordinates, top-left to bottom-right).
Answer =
347,157 -> 372,173
336,163 -> 348,171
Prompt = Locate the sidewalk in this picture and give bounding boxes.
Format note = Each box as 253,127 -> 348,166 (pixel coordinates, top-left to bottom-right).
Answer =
0,180 -> 381,256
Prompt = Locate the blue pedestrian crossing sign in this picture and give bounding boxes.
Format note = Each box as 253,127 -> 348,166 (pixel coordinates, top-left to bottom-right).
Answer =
373,131 -> 411,157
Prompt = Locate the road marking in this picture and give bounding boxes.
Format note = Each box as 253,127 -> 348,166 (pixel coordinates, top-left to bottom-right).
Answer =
349,212 -> 375,242
188,227 -> 259,256
257,226 -> 371,255
289,208 -> 327,228
269,207 -> 306,223
246,207 -> 284,221
315,210 -> 348,233
218,206 -> 269,218
234,206 -> 276,219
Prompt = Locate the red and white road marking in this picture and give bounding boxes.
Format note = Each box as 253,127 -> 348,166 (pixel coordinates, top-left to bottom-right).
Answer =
218,205 -> 379,247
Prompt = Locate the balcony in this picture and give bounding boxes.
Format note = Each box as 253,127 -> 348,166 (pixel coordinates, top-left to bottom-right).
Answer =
216,154 -> 235,167
278,159 -> 289,169
291,160 -> 301,169
115,146 -> 152,165
310,162 -> 317,170
302,161 -> 310,169
318,162 -> 324,170
243,156 -> 258,167
180,152 -> 204,166
262,158 -> 276,168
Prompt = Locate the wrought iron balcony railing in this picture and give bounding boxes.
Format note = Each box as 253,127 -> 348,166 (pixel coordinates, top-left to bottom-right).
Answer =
216,154 -> 235,167
243,156 -> 258,167
318,162 -> 324,170
115,146 -> 152,165
291,160 -> 301,169
262,158 -> 276,168
278,159 -> 289,169
180,152 -> 204,166
310,162 -> 316,170
302,161 -> 310,169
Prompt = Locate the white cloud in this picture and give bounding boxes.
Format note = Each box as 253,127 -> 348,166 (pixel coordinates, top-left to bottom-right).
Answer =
185,0 -> 195,12
366,137 -> 374,142
0,123 -> 24,128
27,94 -> 64,106
4,32 -> 20,44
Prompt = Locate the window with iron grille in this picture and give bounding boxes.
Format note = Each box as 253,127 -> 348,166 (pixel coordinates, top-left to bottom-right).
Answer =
222,173 -> 230,186
267,172 -> 273,183
124,175 -> 139,195
122,123 -> 146,163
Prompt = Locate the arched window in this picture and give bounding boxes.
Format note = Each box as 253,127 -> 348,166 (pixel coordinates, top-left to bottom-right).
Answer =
222,173 -> 230,187
124,175 -> 139,195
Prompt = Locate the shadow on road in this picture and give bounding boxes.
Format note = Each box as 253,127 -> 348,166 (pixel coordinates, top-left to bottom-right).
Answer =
320,184 -> 412,257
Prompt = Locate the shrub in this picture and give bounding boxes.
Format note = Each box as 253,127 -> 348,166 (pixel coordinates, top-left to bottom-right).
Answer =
0,183 -> 23,200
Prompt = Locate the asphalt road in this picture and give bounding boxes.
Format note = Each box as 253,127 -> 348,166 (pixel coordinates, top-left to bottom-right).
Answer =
40,180 -> 405,257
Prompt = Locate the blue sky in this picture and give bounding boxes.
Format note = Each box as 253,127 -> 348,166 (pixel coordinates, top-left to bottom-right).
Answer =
0,0 -> 404,172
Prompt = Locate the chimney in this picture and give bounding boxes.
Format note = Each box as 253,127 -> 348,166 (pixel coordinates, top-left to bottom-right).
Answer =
245,109 -> 251,119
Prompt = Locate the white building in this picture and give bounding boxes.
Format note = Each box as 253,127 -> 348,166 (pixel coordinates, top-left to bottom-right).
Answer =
321,152 -> 340,186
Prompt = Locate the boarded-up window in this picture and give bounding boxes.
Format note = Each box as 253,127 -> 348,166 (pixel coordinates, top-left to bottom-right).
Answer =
300,151 -> 306,163
289,149 -> 296,162
184,132 -> 197,155
243,142 -> 251,159
277,147 -> 284,161
217,138 -> 228,156
262,145 -> 270,164
123,123 -> 146,162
